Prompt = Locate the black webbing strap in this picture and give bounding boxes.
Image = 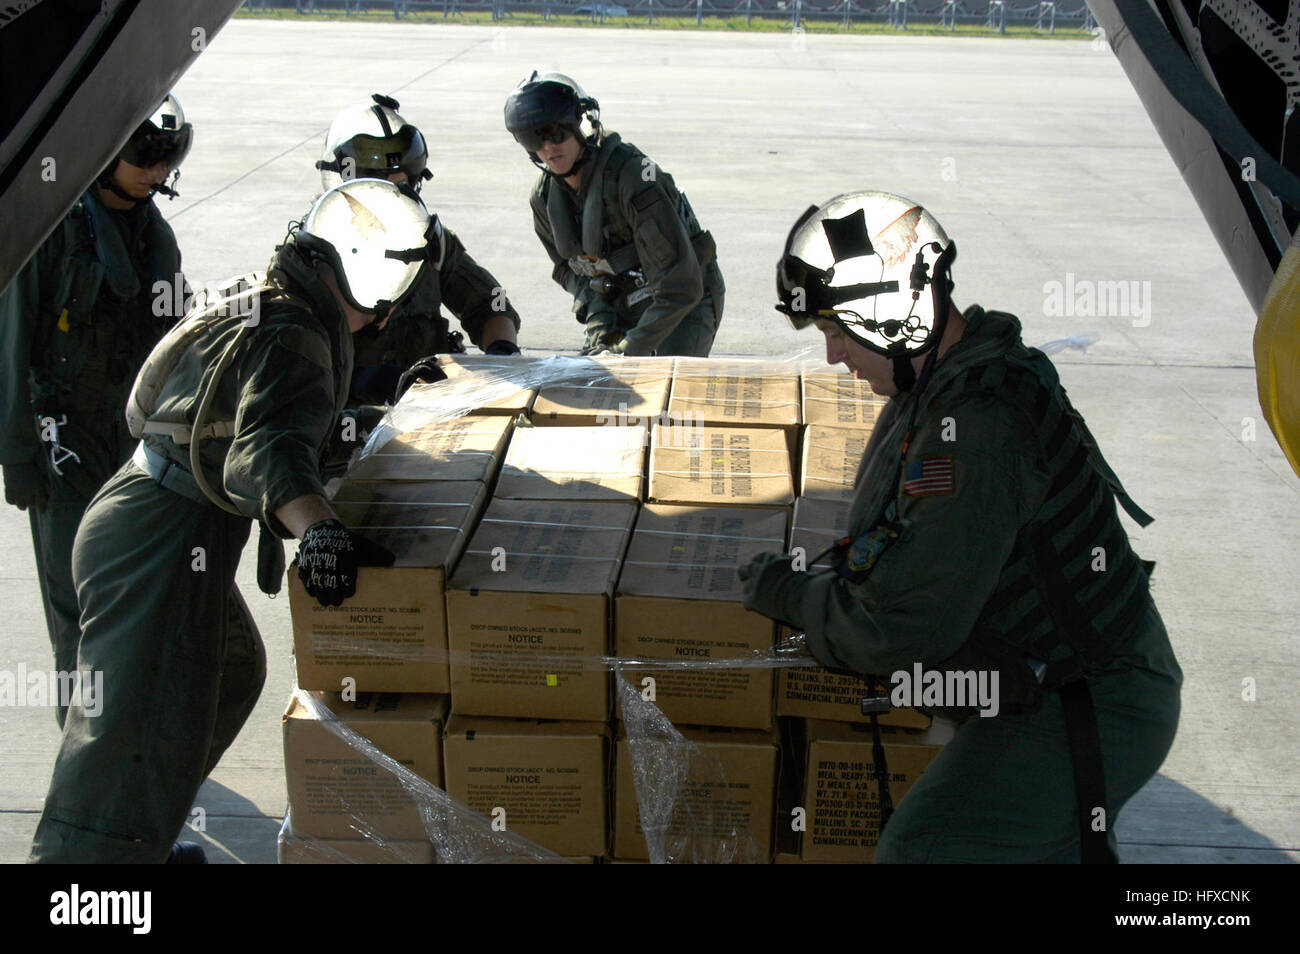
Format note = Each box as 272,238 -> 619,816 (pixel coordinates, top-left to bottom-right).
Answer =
867,680 -> 895,834
1059,679 -> 1115,864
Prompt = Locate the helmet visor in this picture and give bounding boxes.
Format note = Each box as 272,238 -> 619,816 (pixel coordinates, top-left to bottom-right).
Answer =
511,122 -> 575,153
333,127 -> 427,180
119,123 -> 192,170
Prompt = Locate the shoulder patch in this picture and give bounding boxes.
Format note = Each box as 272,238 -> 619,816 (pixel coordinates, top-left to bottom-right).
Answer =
902,456 -> 954,496
631,186 -> 662,213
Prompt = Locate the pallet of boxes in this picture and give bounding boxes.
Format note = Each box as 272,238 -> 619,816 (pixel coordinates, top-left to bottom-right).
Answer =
278,354 -> 952,863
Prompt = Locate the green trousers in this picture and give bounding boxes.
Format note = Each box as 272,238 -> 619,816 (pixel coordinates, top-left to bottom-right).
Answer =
27,413 -> 136,726
29,463 -> 266,863
655,278 -> 725,358
605,264 -> 725,358
876,601 -> 1182,863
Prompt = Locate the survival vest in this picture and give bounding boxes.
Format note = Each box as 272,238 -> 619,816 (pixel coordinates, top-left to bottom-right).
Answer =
125,271 -> 275,514
34,192 -> 181,410
541,136 -> 717,311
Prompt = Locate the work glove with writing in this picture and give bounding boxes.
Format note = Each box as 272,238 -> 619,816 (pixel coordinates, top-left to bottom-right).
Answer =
3,460 -> 49,511
738,551 -> 807,627
296,519 -> 395,607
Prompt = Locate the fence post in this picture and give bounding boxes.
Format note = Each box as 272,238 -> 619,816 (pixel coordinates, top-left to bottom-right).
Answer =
746,0 -> 752,27
697,0 -> 703,26
649,0 -> 654,25
794,0 -> 802,30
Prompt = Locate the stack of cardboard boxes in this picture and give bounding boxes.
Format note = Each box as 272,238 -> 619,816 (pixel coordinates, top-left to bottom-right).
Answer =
279,356 -> 950,863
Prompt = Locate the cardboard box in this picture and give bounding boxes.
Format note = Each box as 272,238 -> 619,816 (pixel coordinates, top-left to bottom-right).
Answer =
800,718 -> 950,862
777,666 -> 932,730
430,354 -> 537,415
446,499 -> 637,721
789,496 -> 853,560
778,496 -> 929,728
800,425 -> 870,500
668,360 -> 801,462
282,691 -> 448,841
667,359 -> 801,430
442,714 -> 610,858
289,480 -> 486,694
613,724 -> 778,862
648,426 -> 793,509
347,415 -> 512,482
800,371 -> 886,430
495,424 -> 647,502
532,358 -> 671,426
277,819 -> 436,864
615,505 -> 786,729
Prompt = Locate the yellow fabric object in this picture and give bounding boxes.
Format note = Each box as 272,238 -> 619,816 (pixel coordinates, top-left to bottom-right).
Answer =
1254,237 -> 1300,478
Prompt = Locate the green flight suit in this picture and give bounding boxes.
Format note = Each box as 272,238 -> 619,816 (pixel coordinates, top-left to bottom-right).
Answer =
0,189 -> 181,725
29,250 -> 351,863
350,226 -> 521,404
744,306 -> 1182,863
530,132 -> 725,357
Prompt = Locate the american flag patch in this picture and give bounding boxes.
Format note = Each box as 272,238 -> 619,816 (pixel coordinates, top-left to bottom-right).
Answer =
902,456 -> 954,496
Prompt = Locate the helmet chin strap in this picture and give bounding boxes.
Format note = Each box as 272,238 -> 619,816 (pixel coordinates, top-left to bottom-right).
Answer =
531,140 -> 595,181
890,349 -> 917,393
98,171 -> 143,205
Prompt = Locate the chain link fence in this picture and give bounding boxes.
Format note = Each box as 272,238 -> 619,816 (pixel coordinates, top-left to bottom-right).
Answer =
242,0 -> 1098,33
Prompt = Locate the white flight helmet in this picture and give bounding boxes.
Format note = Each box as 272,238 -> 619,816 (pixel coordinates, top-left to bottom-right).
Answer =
317,93 -> 432,192
295,178 -> 435,318
109,92 -> 193,198
776,191 -> 957,391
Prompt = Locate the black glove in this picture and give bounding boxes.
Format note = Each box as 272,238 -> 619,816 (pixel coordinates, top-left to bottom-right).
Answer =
484,339 -> 520,356
394,355 -> 447,402
3,460 -> 49,511
295,519 -> 395,607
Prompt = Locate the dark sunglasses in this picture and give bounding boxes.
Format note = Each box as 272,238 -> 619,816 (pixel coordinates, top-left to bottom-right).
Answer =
512,122 -> 573,153
119,123 -> 193,171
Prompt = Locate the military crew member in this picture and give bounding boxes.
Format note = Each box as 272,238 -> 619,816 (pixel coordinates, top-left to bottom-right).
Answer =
504,71 -> 724,357
29,179 -> 423,864
739,191 -> 1182,863
317,93 -> 521,404
0,95 -> 191,725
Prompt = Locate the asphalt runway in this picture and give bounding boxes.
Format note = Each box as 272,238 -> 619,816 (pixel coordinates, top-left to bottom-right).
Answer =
0,19 -> 1294,863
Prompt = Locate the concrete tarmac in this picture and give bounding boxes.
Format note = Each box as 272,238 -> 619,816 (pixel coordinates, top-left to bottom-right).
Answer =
0,19 -> 1294,863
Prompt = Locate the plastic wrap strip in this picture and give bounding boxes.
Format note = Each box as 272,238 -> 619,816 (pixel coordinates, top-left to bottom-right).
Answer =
293,635 -> 821,670
285,689 -> 567,864
472,517 -> 635,532
289,350 -> 850,862
281,671 -> 791,864
360,351 -> 824,461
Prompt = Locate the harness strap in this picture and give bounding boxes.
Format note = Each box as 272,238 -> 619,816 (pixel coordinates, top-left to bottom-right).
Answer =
132,441 -> 205,505
1059,679 -> 1116,863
